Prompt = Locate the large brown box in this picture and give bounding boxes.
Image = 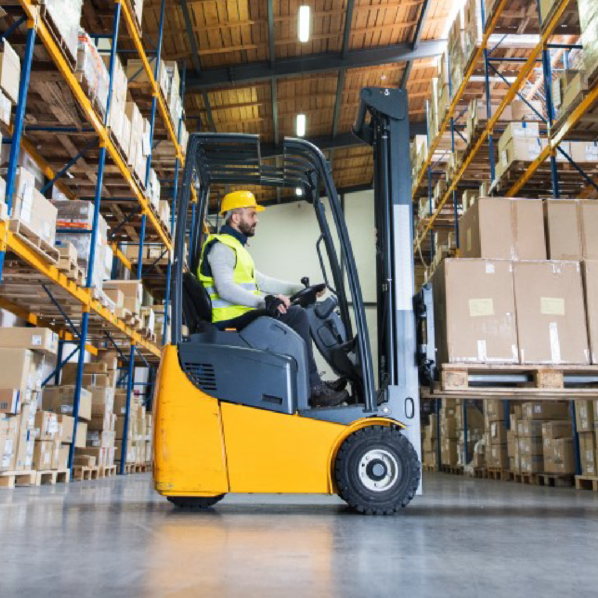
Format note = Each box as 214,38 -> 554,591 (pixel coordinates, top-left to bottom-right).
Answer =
0,348 -> 43,400
43,386 -> 92,421
582,260 -> 598,364
541,420 -> 572,440
522,402 -> 570,421
545,200 -> 598,260
579,432 -> 597,476
576,400 -> 594,432
459,197 -> 546,260
0,327 -> 59,357
433,259 -> 519,364
544,200 -> 582,260
544,438 -> 575,474
513,261 -> 589,364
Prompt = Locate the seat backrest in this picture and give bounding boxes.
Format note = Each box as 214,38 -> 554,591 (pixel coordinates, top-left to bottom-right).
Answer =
182,272 -> 213,334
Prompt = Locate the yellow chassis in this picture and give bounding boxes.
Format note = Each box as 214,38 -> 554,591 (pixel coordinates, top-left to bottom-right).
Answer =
153,345 -> 403,497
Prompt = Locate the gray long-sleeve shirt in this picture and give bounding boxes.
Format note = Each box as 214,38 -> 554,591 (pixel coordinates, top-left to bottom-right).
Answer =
207,242 -> 303,309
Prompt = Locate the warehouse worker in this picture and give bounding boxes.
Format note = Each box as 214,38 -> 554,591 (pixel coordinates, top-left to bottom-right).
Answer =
198,190 -> 348,408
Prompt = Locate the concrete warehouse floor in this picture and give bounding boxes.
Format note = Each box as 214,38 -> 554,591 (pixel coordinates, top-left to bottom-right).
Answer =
1,473 -> 598,598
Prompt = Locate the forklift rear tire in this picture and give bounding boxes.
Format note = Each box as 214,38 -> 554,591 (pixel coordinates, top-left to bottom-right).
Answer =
335,425 -> 420,515
167,495 -> 226,510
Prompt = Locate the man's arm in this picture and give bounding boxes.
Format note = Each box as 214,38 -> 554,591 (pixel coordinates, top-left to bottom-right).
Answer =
207,243 -> 266,308
256,271 -> 304,296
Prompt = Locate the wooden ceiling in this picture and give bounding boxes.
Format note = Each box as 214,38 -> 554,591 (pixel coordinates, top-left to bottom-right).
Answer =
142,0 -> 453,202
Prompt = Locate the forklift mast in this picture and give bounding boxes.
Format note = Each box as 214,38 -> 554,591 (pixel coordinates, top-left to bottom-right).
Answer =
353,87 -> 421,458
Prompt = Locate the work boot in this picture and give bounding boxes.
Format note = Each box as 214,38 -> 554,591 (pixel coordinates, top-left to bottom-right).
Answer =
310,384 -> 349,408
324,378 -> 347,392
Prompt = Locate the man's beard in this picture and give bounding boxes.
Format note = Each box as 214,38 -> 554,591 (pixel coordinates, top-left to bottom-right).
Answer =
239,221 -> 256,237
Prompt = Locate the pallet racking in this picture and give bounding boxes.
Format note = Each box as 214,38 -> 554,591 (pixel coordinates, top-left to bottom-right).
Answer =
413,0 -> 598,476
0,0 -> 189,476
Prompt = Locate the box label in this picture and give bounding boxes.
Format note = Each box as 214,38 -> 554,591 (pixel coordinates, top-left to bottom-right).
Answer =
541,297 -> 565,315
31,335 -> 42,346
469,298 -> 494,317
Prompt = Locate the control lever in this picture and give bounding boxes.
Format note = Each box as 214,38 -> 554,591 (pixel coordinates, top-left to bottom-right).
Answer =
315,296 -> 338,320
301,276 -> 310,288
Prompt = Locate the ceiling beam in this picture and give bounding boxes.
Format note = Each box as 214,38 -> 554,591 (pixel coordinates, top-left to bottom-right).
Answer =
332,69 -> 346,139
202,91 -> 216,132
401,0 -> 432,89
267,0 -> 275,68
186,40 -> 446,90
341,0 -> 356,58
179,0 -> 202,76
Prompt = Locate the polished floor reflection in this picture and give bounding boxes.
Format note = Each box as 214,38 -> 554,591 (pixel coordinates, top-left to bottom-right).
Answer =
1,472 -> 598,597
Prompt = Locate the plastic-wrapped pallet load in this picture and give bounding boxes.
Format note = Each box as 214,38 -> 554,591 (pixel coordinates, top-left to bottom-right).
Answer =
40,0 -> 83,64
76,30 -> 109,120
578,0 -> 598,82
53,199 -> 109,291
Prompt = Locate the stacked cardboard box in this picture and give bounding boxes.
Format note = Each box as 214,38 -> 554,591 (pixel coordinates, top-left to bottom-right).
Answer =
0,344 -> 49,471
103,280 -> 144,317
485,400 -> 509,469
103,54 -> 128,153
8,167 -> 58,247
421,414 -> 438,469
576,400 -> 597,475
578,0 -> 598,82
114,390 -> 152,466
455,399 -> 484,466
43,0 -> 83,63
0,39 -> 20,105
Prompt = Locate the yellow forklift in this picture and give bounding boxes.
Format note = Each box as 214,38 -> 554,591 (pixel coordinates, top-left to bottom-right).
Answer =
153,88 -> 423,514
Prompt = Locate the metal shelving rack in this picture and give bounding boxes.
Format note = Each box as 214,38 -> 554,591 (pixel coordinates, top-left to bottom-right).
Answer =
0,0 -> 189,475
415,0 -> 596,474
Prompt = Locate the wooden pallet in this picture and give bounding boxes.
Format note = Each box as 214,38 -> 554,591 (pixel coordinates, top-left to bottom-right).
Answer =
8,219 -> 60,265
99,465 -> 117,478
0,470 -> 38,488
72,466 -> 99,481
467,467 -> 488,479
422,463 -> 439,472
440,465 -> 463,475
426,363 -> 598,400
512,471 -> 541,485
487,468 -> 511,481
537,473 -> 574,488
575,475 -> 598,491
36,469 -> 71,486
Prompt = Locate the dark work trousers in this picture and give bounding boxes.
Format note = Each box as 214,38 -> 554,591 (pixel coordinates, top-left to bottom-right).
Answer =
216,305 -> 321,387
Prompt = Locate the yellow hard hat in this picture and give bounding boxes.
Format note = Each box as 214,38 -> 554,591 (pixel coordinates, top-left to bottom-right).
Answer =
219,190 -> 265,215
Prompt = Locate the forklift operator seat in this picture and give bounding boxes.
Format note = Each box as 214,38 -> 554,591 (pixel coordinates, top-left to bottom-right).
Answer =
180,271 -> 311,414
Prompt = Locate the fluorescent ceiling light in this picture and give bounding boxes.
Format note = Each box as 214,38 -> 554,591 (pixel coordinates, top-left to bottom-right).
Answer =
295,187 -> 303,196
298,6 -> 310,43
296,113 -> 306,137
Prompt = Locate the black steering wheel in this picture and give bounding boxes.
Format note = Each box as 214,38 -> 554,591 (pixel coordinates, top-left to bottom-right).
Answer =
290,277 -> 326,307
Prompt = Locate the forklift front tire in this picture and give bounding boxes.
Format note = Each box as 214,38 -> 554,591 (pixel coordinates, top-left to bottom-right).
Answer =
167,495 -> 226,510
335,425 -> 420,515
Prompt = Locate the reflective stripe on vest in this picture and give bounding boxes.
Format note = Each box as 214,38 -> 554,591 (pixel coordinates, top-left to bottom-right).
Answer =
198,233 -> 260,323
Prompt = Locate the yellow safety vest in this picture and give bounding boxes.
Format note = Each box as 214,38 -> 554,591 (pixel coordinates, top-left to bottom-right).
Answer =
198,233 -> 260,323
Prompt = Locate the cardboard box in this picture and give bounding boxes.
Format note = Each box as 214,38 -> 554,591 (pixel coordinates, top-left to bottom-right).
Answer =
518,419 -> 545,437
522,402 -> 570,421
58,414 -> 74,443
440,417 -> 458,439
0,327 -> 59,356
459,197 -> 545,261
544,200 -> 582,260
74,421 -> 87,448
88,413 -> 112,432
489,444 -> 508,469
485,399 -> 505,422
0,389 -> 21,414
582,260 -> 598,364
579,432 -> 596,475
576,400 -> 594,432
513,261 -> 590,364
43,386 -> 92,421
544,438 -> 575,474
0,349 -> 43,403
497,137 -> 547,178
490,421 -> 507,445
0,40 -> 20,104
34,411 -> 59,441
520,454 -> 543,473
33,440 -> 54,470
433,259 -> 518,364
74,454 -> 96,467
51,441 -> 68,470
77,447 -> 106,468
541,420 -> 572,440
517,436 -> 543,456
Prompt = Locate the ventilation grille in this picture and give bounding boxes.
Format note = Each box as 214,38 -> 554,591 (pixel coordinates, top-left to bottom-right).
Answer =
183,362 -> 217,392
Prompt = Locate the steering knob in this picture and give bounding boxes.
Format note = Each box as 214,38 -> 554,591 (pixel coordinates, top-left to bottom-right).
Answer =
301,276 -> 310,288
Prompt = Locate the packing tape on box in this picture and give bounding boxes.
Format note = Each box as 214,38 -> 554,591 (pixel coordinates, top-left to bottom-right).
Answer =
549,322 -> 562,363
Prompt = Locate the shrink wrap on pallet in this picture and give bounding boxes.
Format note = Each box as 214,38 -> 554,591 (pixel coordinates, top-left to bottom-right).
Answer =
41,0 -> 83,63
76,30 -> 109,120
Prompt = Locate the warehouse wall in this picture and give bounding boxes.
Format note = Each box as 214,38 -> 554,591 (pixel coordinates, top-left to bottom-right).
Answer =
250,190 -> 378,379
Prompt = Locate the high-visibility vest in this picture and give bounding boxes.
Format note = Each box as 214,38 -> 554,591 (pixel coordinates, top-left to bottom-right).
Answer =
198,233 -> 260,323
